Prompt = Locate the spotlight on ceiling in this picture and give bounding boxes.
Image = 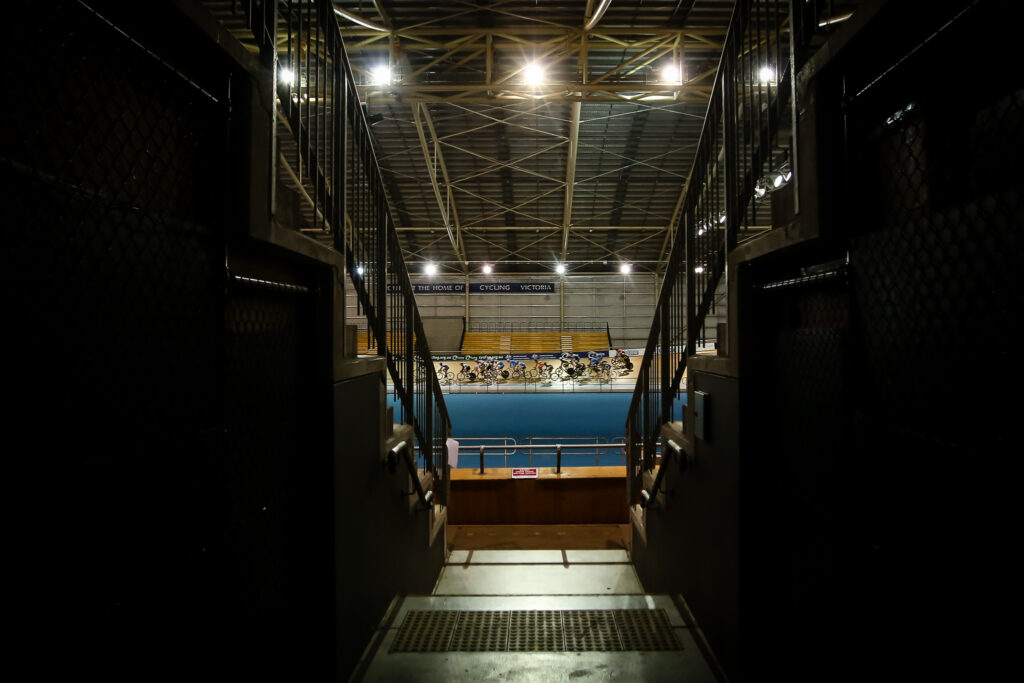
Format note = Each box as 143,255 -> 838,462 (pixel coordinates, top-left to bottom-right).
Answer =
555,263 -> 567,275
482,264 -> 493,274
758,66 -> 775,84
620,263 -> 632,274
694,265 -> 705,274
356,265 -> 364,276
660,63 -> 680,84
424,262 -> 438,276
371,64 -> 391,86
524,62 -> 545,87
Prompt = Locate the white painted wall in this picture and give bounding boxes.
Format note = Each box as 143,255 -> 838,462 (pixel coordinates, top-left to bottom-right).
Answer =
345,273 -> 659,349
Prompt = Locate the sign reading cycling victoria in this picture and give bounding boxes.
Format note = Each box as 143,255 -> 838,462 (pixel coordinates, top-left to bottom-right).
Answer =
470,282 -> 555,294
388,282 -> 556,294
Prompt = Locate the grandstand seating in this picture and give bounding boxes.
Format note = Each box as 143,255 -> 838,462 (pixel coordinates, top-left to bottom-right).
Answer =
460,332 -> 508,355
566,332 -> 611,353
362,329 -> 611,355
459,330 -> 610,355
357,331 -> 416,353
510,332 -> 562,353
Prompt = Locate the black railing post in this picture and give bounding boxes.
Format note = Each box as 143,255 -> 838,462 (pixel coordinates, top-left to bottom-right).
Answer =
479,445 -> 485,474
660,301 -> 671,424
424,361 -> 433,472
375,201 -> 387,352
406,289 -> 414,418
333,29 -> 347,256
685,216 -> 697,358
723,46 -> 740,255
556,444 -> 562,474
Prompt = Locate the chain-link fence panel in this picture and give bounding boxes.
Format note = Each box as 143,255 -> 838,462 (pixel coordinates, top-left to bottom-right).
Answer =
3,2 -> 334,678
742,2 -> 1022,677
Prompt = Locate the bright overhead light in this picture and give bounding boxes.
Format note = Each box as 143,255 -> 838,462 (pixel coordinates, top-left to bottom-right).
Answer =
758,66 -> 775,84
620,263 -> 632,274
555,263 -> 567,274
524,62 -> 545,86
660,63 -> 680,83
424,262 -> 437,276
371,64 -> 391,86
356,265 -> 364,276
278,67 -> 296,86
694,266 -> 705,274
482,264 -> 493,274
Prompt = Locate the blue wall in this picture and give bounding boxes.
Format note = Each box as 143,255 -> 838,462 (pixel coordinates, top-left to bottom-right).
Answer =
389,392 -> 686,468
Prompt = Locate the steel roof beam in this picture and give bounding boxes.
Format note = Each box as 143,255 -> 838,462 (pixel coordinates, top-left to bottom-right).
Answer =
455,185 -> 566,228
397,225 -> 667,232
340,26 -> 728,39
440,140 -> 566,185
561,101 -> 581,261
412,103 -> 467,270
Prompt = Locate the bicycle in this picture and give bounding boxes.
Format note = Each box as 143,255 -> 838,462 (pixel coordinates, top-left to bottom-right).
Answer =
437,363 -> 455,385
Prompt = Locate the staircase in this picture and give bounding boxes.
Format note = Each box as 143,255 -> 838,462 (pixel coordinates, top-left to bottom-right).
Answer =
336,325 -> 449,677
352,549 -> 723,681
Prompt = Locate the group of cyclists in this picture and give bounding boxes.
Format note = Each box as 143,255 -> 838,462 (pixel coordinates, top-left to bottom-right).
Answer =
437,350 -> 634,385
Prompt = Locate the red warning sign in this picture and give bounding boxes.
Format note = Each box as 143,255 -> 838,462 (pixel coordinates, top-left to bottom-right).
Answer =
511,467 -> 539,479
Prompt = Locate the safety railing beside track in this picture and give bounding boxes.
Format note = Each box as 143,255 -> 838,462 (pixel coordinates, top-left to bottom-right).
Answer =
231,0 -> 451,475
460,442 -> 638,474
412,436 -> 644,471
624,0 -> 852,505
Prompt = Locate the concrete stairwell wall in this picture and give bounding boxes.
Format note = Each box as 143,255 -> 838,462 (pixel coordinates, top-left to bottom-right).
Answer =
334,344 -> 447,679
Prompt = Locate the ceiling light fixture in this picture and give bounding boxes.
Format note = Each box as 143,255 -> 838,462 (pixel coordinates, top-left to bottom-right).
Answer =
555,263 -> 567,275
524,62 -> 545,87
278,67 -> 296,86
356,265 -> 364,276
661,63 -> 680,84
620,263 -> 632,274
371,64 -> 391,86
694,265 -> 705,274
482,264 -> 493,274
758,66 -> 775,84
424,262 -> 437,276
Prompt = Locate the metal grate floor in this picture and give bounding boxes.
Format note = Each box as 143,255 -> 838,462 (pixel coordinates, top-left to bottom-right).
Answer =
390,609 -> 682,653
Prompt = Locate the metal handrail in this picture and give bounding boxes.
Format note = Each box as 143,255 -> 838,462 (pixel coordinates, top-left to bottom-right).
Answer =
390,440 -> 433,510
230,0 -> 452,474
463,440 -> 657,475
624,0 -> 839,505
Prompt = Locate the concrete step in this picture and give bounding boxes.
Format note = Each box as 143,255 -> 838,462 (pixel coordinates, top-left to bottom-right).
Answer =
353,549 -> 724,682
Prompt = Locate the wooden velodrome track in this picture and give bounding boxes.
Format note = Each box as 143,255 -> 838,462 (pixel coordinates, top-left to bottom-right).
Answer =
429,356 -> 648,393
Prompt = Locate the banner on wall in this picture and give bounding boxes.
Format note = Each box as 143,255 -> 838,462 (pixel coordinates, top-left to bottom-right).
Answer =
469,282 -> 555,293
388,282 -> 465,294
388,282 -> 557,294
